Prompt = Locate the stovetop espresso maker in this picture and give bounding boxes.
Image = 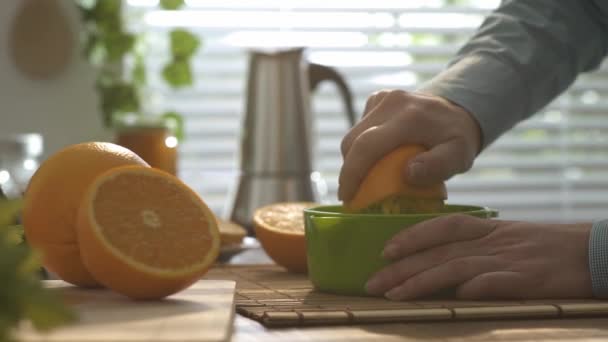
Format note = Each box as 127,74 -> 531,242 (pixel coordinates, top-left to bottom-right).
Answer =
229,48 -> 355,231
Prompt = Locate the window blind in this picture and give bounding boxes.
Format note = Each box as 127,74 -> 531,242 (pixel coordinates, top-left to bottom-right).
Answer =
126,0 -> 608,223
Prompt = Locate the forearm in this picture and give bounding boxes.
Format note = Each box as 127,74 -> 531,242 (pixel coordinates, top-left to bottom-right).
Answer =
419,0 -> 608,148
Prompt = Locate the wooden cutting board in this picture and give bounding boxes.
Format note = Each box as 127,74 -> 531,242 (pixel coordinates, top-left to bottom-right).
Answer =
16,280 -> 236,342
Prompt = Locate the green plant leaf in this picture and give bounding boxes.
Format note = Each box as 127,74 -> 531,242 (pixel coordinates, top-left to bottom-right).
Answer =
3,225 -> 24,246
104,32 -> 136,62
18,250 -> 42,277
162,111 -> 185,141
99,82 -> 141,126
91,0 -> 122,21
162,59 -> 193,88
82,33 -> 100,62
169,29 -> 200,59
77,4 -> 96,22
78,0 -> 198,130
0,199 -> 22,227
25,289 -> 76,332
160,0 -> 185,10
132,54 -> 147,86
96,66 -> 122,87
0,228 -> 75,340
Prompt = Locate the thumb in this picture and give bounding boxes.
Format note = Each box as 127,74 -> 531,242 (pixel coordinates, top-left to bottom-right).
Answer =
404,141 -> 473,186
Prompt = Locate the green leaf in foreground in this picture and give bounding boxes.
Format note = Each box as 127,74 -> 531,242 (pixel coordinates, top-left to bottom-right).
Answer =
0,199 -> 23,227
160,0 -> 185,10
0,226 -> 75,341
4,225 -> 24,245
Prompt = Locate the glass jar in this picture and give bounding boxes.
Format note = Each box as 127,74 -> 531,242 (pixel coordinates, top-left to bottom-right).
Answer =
114,124 -> 178,176
0,134 -> 43,198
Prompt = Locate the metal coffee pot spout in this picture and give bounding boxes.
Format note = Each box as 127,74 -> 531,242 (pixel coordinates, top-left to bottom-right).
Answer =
229,47 -> 355,232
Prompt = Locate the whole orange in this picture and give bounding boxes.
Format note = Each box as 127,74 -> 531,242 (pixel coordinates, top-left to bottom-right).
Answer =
22,142 -> 148,287
76,166 -> 221,299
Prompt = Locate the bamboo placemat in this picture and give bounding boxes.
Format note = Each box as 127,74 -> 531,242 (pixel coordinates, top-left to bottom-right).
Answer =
205,265 -> 608,327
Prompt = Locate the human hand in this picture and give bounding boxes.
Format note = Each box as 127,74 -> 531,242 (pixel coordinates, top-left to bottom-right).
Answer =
365,214 -> 593,300
338,90 -> 482,201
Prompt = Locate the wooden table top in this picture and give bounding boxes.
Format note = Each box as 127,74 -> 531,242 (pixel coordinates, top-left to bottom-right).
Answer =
226,247 -> 608,341
231,315 -> 608,341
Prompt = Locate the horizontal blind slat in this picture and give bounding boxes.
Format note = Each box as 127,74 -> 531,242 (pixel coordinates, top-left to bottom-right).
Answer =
127,2 -> 608,221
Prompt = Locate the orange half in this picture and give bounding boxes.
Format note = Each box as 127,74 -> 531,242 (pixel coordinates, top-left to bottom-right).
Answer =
345,145 -> 447,213
76,166 -> 220,300
253,202 -> 317,273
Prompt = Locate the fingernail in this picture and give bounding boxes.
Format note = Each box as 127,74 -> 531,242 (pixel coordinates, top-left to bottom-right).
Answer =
385,288 -> 403,301
408,162 -> 424,181
365,278 -> 383,295
382,244 -> 399,260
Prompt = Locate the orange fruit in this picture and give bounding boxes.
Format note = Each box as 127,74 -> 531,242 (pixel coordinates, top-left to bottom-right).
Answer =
345,145 -> 447,214
253,202 -> 316,273
217,219 -> 247,246
76,166 -> 221,300
23,142 -> 148,287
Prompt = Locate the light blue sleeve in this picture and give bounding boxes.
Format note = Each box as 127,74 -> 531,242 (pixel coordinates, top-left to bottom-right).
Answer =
418,0 -> 608,298
418,0 -> 608,148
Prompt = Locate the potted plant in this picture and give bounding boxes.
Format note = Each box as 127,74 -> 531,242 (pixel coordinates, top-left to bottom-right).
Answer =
75,0 -> 200,175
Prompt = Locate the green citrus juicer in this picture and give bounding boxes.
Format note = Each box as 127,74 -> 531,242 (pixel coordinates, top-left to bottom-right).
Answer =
303,204 -> 498,296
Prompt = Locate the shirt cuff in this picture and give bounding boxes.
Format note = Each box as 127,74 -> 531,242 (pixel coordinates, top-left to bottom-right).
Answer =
417,54 -> 529,149
589,219 -> 608,298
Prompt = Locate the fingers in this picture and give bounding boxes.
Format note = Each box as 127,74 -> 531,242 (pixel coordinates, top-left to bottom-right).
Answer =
338,91 -> 481,202
383,256 -> 501,300
340,90 -> 392,158
338,90 -> 434,201
338,114 -> 431,201
338,125 -> 400,201
404,139 -> 474,186
456,271 -> 526,300
362,90 -> 389,118
383,215 -> 498,260
366,239 -> 479,295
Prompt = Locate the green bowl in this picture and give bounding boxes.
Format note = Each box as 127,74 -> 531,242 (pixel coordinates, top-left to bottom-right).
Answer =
303,204 -> 498,296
